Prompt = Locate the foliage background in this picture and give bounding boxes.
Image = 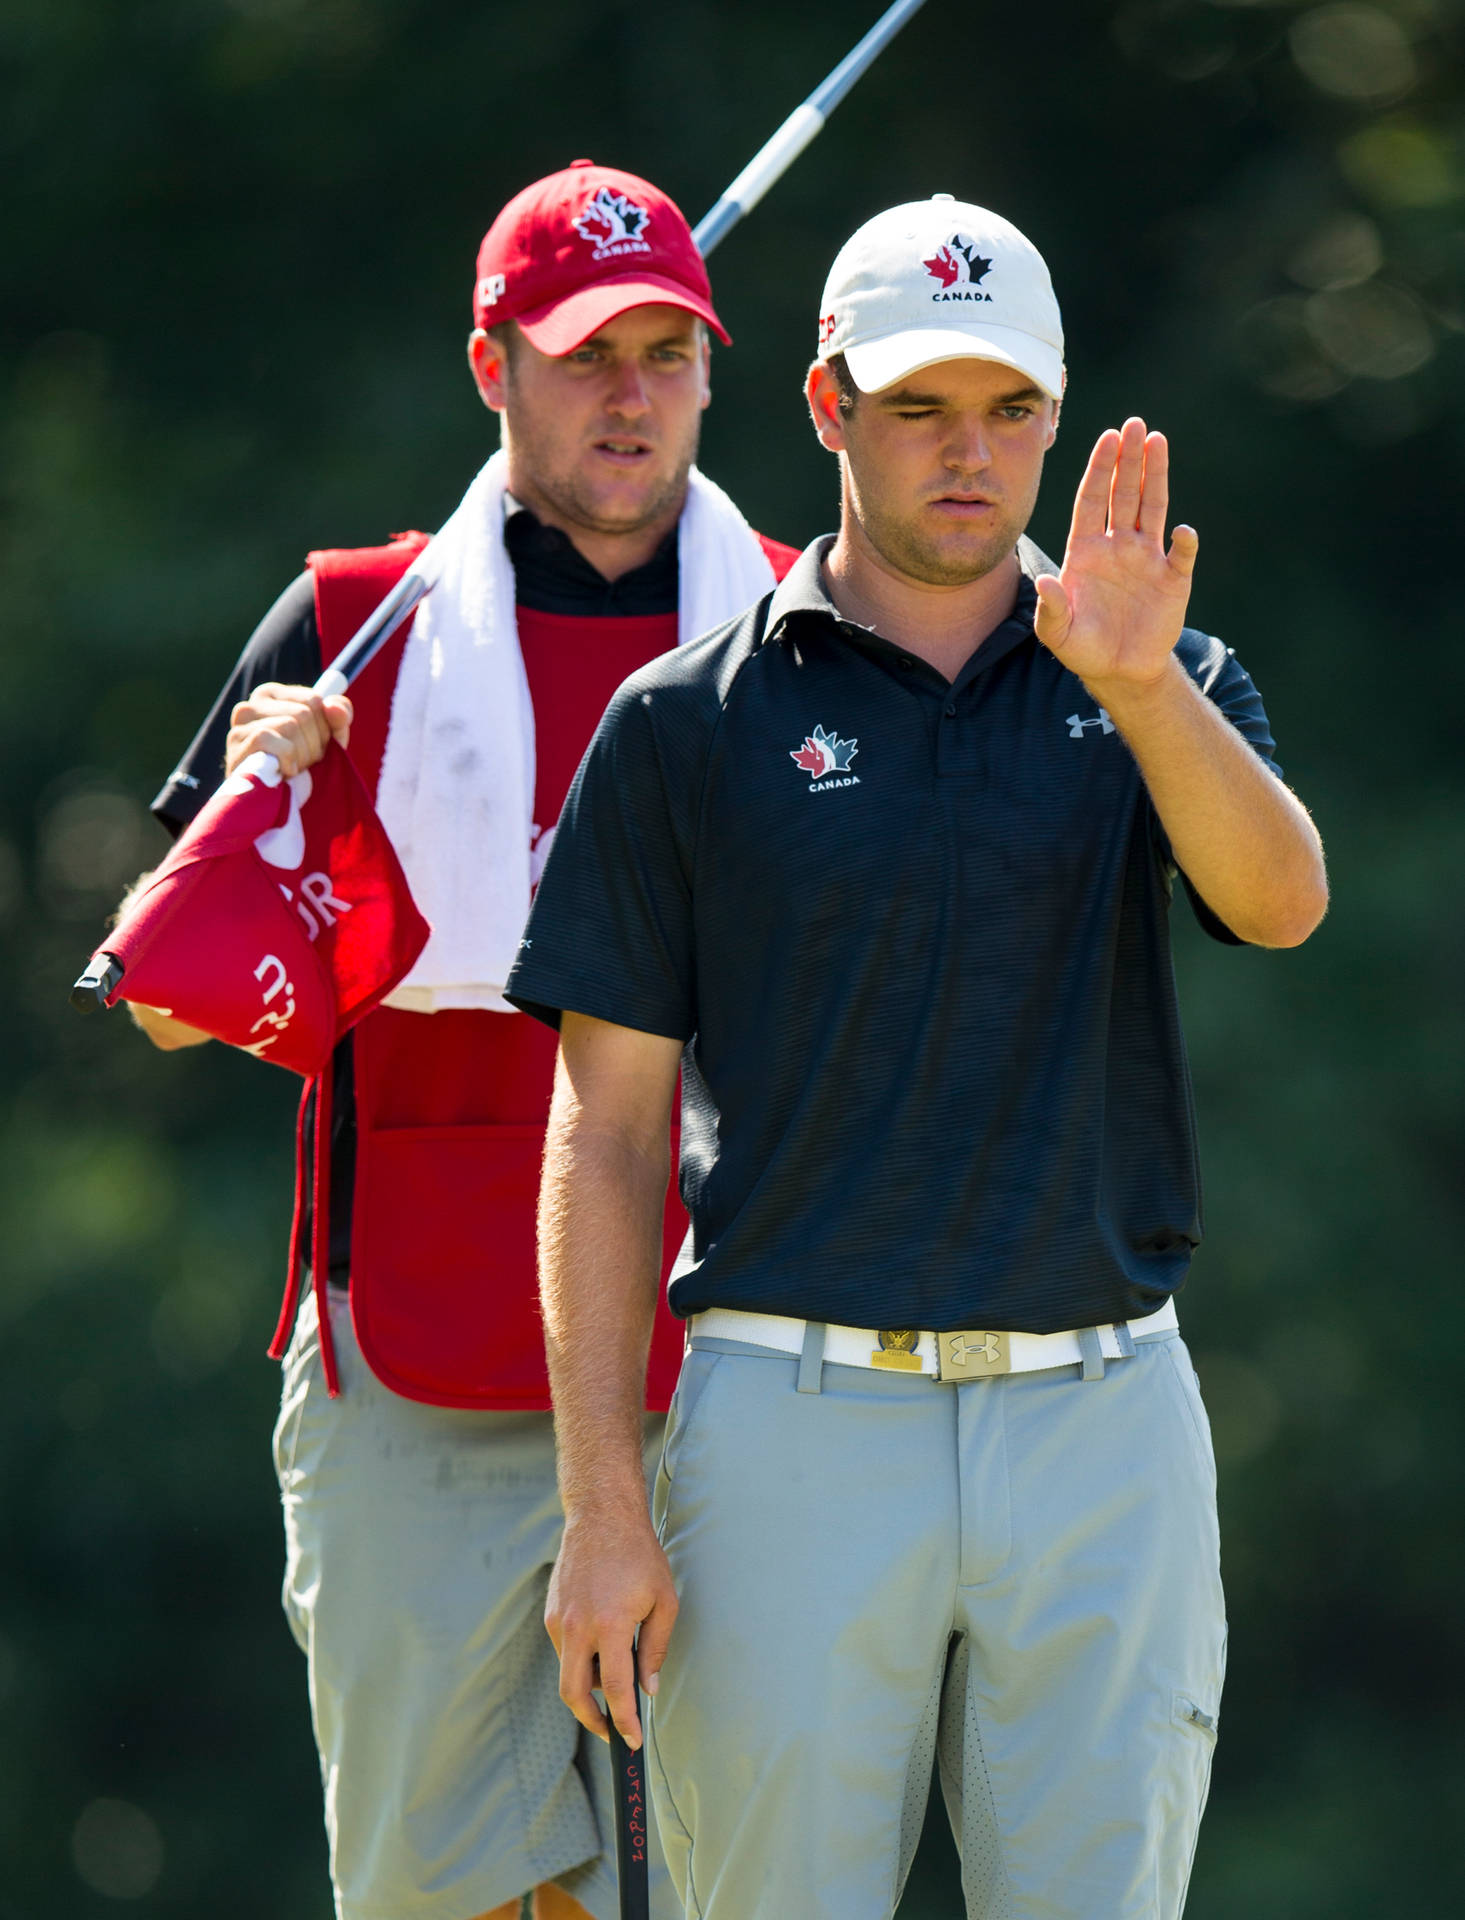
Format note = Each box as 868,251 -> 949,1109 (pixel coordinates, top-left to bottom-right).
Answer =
3,0 -> 1462,1913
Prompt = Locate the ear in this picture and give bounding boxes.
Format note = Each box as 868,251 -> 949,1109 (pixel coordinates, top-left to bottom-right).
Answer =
468,329 -> 510,413
1046,370 -> 1066,446
806,361 -> 847,453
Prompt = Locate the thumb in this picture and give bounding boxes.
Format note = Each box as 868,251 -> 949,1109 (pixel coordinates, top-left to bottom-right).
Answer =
1033,573 -> 1071,649
636,1588 -> 679,1697
323,694 -> 354,750
1168,524 -> 1199,579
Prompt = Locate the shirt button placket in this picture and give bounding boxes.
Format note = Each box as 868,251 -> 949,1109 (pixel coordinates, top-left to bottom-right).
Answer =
938,696 -> 961,774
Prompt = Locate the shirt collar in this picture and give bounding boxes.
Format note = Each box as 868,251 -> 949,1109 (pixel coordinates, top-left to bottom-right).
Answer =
502,497 -> 679,617
764,533 -> 1058,650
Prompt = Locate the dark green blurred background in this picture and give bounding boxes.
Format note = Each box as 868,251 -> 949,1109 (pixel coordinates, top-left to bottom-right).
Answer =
3,1 -> 1461,1914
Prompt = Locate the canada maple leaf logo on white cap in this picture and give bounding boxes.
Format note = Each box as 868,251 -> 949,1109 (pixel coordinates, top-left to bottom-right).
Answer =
923,234 -> 992,290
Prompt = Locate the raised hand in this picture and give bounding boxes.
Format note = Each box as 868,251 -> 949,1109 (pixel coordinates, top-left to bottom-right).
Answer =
1033,418 -> 1198,692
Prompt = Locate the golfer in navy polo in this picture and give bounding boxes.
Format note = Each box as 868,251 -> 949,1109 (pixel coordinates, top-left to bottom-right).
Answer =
506,197 -> 1328,1918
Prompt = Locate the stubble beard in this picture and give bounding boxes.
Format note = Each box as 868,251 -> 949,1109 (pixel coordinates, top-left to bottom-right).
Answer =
856,485 -> 1033,587
509,410 -> 699,541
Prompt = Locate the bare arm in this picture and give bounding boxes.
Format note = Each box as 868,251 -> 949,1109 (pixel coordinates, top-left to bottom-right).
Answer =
1087,657 -> 1324,947
540,1011 -> 685,1752
1035,418 -> 1327,949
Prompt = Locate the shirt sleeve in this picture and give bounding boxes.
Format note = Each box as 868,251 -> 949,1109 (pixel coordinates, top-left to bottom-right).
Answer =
504,677 -> 701,1041
150,572 -> 321,837
1165,630 -> 1284,946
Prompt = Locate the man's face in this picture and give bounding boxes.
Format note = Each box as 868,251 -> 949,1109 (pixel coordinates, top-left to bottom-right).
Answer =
470,305 -> 710,539
808,356 -> 1059,586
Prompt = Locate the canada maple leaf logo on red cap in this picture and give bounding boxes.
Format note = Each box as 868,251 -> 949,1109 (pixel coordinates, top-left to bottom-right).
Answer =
574,186 -> 651,250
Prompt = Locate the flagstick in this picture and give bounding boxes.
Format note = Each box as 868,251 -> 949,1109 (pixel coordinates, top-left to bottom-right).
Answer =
691,0 -> 929,258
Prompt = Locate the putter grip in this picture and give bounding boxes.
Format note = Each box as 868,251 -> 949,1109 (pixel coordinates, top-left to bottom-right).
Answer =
608,1709 -> 651,1920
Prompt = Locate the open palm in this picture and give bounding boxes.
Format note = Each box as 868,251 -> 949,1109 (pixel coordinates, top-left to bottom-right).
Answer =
1033,417 -> 1198,689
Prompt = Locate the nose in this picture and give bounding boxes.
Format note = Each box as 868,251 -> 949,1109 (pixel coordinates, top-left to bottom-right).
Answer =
605,356 -> 652,420
943,412 -> 992,475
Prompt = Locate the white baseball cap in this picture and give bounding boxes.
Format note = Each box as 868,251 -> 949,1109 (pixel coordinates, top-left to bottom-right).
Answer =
818,195 -> 1064,400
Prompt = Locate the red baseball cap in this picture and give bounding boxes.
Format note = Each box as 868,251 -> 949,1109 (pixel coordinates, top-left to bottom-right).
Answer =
472,160 -> 729,351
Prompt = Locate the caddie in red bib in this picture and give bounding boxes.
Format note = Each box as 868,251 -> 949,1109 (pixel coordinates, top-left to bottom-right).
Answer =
131,162 -> 796,1920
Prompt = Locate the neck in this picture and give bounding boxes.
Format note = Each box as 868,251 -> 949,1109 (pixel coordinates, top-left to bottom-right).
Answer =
504,463 -> 684,584
824,511 -> 1022,684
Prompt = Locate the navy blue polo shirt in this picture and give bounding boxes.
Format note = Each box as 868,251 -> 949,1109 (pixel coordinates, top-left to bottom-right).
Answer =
505,536 -> 1282,1334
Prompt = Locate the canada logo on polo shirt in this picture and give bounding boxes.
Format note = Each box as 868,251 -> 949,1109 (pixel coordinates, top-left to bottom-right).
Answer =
573,186 -> 653,261
923,233 -> 994,304
791,724 -> 861,791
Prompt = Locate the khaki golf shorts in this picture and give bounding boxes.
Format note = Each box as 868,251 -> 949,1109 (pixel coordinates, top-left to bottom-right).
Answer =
273,1289 -> 672,1920
649,1321 -> 1226,1919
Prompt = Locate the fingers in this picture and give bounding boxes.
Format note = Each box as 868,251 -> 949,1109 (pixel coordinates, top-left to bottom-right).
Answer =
1069,428 -> 1120,543
1107,417 -> 1148,533
598,1636 -> 643,1750
1135,430 -> 1170,541
1070,419 -> 1189,554
556,1639 -> 613,1745
545,1527 -> 679,1752
225,683 -> 342,778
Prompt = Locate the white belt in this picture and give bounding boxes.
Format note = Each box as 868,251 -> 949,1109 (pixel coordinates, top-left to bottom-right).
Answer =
689,1297 -> 1178,1382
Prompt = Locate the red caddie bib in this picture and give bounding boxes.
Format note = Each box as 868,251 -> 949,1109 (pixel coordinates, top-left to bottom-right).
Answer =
278,533 -> 714,1408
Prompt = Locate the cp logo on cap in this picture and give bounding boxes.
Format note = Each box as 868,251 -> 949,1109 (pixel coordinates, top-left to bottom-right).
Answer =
573,186 -> 652,260
923,233 -> 992,294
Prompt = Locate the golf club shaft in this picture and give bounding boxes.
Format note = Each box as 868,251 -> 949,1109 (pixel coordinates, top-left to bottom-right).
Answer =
692,0 -> 929,257
318,0 -> 930,688
313,562 -> 436,697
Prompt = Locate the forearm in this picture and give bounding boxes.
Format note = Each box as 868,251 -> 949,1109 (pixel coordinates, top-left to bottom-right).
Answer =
128,1002 -> 212,1049
1093,657 -> 1327,948
540,1094 -> 667,1527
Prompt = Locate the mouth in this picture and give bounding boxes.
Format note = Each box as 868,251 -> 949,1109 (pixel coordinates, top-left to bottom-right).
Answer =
927,492 -> 998,522
592,436 -> 655,465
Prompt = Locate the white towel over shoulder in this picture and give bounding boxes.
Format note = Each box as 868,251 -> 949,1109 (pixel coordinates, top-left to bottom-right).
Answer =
377,450 -> 778,1013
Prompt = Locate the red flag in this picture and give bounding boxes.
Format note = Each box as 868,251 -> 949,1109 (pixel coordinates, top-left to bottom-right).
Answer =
83,743 -> 429,1075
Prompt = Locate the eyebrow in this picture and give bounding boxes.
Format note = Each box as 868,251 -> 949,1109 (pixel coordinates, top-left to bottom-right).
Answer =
580,328 -> 699,350
876,382 -> 1047,408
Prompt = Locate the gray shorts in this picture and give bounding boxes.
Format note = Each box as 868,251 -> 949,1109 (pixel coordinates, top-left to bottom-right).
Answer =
647,1324 -> 1226,1920
273,1291 -> 676,1920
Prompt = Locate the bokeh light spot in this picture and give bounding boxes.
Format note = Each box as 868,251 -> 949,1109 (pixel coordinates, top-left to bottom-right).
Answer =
1235,297 -> 1351,400
1288,211 -> 1383,291
71,1798 -> 165,1900
1290,4 -> 1417,102
1304,281 -> 1433,378
1341,117 -> 1457,206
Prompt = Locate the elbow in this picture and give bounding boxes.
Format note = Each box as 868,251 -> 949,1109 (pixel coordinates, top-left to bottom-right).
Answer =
1256,871 -> 1330,949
